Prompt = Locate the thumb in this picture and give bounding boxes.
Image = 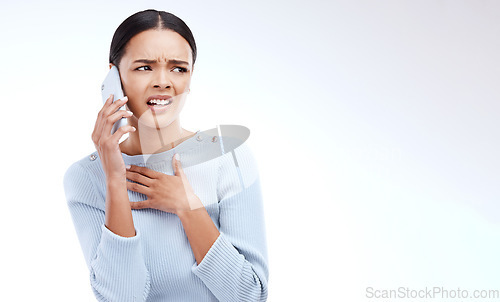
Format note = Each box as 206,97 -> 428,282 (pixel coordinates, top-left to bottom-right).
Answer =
173,153 -> 183,177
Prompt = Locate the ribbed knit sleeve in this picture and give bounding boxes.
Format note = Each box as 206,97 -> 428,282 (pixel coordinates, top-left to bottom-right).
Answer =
191,141 -> 269,301
63,161 -> 151,302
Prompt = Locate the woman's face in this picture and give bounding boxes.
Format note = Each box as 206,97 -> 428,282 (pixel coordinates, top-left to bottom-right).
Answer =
112,29 -> 193,128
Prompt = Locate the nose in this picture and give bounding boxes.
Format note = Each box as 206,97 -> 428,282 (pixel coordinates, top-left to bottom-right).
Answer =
153,68 -> 172,89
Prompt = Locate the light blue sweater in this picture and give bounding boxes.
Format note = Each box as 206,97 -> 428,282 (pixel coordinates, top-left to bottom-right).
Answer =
63,129 -> 269,301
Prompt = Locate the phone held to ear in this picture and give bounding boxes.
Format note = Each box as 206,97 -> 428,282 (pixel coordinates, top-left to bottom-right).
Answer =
101,65 -> 127,135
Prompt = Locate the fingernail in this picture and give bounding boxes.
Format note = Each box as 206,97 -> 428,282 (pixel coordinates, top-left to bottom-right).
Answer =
122,96 -> 128,101
126,110 -> 133,115
174,153 -> 180,161
125,165 -> 131,169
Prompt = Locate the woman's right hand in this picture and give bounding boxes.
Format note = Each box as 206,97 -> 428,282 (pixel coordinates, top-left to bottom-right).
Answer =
91,94 -> 135,180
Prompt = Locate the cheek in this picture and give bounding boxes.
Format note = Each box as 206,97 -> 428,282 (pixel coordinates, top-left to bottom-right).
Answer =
121,78 -> 134,98
122,78 -> 145,107
172,93 -> 188,111
174,75 -> 191,90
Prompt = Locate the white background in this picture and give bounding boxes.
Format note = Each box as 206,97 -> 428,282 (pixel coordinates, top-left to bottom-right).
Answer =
1,0 -> 499,301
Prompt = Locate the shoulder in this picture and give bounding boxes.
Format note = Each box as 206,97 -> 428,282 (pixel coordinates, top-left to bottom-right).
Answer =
218,126 -> 260,196
196,125 -> 259,176
63,151 -> 103,205
63,151 -> 101,180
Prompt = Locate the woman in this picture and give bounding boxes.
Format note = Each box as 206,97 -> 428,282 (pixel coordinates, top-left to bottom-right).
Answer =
63,9 -> 269,301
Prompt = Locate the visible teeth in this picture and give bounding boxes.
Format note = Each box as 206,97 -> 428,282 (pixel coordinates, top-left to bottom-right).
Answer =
149,99 -> 171,105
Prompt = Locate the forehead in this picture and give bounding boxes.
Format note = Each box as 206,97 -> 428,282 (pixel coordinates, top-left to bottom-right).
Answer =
123,29 -> 192,64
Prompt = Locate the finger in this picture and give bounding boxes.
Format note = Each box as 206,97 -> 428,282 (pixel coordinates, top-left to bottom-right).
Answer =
99,98 -> 127,133
105,93 -> 114,106
126,169 -> 153,187
173,154 -> 189,185
108,124 -> 136,145
130,200 -> 151,210
172,153 -> 184,177
98,94 -> 118,125
126,180 -> 151,195
99,94 -> 114,115
127,164 -> 161,179
96,96 -> 129,142
102,109 -> 134,137
98,96 -> 128,130
92,94 -> 114,143
103,96 -> 129,118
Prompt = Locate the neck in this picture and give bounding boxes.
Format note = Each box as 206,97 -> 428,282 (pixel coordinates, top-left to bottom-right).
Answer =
119,118 -> 193,156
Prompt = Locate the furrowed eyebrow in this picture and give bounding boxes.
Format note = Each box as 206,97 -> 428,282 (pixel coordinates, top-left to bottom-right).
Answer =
133,59 -> 189,65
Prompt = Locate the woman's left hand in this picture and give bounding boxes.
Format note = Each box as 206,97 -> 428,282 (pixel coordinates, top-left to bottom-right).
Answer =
125,154 -> 204,215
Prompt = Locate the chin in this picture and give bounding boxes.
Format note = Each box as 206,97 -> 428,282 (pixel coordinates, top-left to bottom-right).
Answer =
136,108 -> 179,129
136,93 -> 187,129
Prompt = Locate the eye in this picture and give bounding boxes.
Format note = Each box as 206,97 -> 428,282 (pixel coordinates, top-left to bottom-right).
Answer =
135,66 -> 151,71
173,67 -> 188,73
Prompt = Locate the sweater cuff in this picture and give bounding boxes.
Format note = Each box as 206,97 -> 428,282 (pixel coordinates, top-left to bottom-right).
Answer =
90,224 -> 151,301
191,231 -> 255,300
191,231 -> 243,274
101,224 -> 139,243
94,224 -> 144,273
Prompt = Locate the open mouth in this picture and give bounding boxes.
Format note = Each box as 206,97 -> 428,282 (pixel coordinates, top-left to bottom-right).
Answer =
147,99 -> 172,107
147,96 -> 173,112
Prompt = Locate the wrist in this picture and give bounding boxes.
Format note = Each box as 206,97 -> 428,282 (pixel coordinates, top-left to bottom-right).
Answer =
106,175 -> 127,186
177,195 -> 204,219
177,207 -> 202,221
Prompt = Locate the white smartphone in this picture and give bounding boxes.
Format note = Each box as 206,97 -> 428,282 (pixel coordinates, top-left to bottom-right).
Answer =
101,65 -> 127,135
